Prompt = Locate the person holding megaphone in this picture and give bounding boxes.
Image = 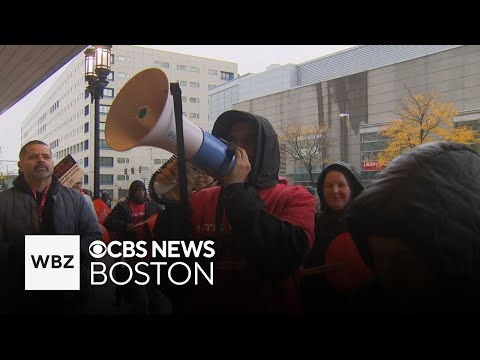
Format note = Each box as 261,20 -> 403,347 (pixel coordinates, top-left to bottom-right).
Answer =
152,110 -> 316,315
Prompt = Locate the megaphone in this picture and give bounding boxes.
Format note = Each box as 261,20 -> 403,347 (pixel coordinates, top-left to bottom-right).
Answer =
105,68 -> 235,179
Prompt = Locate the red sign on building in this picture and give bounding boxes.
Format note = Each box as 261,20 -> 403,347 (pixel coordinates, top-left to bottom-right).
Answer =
362,160 -> 380,171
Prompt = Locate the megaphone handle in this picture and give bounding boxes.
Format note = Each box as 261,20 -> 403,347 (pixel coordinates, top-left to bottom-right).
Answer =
218,141 -> 237,177
171,82 -> 191,241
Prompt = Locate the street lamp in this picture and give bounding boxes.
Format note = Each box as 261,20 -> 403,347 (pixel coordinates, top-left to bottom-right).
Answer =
84,45 -> 112,199
339,113 -> 350,162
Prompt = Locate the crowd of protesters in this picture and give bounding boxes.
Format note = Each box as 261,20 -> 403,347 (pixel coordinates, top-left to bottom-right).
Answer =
1,109 -> 479,315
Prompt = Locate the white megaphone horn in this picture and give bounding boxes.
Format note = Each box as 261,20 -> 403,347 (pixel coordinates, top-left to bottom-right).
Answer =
105,68 -> 235,180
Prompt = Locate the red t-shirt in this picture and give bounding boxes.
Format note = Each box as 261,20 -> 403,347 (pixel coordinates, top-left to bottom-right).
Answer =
129,201 -> 146,241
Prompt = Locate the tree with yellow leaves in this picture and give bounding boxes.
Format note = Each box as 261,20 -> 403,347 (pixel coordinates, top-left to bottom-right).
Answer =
377,89 -> 477,166
279,117 -> 329,187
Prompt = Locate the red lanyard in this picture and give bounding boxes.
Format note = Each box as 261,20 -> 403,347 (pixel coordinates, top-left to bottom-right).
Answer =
32,184 -> 50,221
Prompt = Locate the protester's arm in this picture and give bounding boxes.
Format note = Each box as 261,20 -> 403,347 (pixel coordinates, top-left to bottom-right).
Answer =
152,205 -> 195,308
223,183 -> 315,280
78,195 -> 102,274
76,194 -> 102,306
78,194 -> 102,247
83,194 -> 97,218
103,203 -> 129,233
151,158 -> 195,241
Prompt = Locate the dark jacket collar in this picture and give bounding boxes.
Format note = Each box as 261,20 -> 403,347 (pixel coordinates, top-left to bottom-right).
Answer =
13,174 -> 61,196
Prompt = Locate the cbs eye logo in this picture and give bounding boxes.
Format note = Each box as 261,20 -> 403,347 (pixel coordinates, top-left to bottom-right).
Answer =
89,240 -> 107,259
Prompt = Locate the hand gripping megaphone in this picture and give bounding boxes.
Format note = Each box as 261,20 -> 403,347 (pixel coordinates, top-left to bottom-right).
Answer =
105,68 -> 235,184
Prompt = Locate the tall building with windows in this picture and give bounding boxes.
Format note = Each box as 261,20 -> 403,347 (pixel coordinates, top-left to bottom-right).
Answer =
210,45 -> 480,187
21,45 -> 237,200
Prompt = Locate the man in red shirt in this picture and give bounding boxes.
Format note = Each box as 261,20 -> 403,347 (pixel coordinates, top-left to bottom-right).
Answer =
153,110 -> 316,314
104,180 -> 165,313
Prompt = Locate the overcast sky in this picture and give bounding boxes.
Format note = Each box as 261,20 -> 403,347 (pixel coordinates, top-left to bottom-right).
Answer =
0,45 -> 356,170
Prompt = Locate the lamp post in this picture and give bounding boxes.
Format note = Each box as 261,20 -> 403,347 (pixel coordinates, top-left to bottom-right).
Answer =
339,113 -> 349,162
84,45 -> 112,199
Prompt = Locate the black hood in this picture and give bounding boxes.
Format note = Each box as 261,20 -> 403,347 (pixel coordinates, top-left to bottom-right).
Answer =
128,180 -> 146,202
212,110 -> 279,188
348,141 -> 480,292
316,162 -> 364,212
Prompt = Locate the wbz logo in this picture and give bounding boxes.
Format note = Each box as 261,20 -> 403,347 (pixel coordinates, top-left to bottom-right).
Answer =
25,235 -> 80,291
31,254 -> 74,269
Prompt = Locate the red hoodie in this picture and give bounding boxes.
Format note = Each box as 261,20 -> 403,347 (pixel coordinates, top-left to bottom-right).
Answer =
175,177 -> 316,314
154,110 -> 316,315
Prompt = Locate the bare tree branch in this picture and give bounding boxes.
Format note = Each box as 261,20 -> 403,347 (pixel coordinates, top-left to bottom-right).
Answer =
279,116 -> 329,187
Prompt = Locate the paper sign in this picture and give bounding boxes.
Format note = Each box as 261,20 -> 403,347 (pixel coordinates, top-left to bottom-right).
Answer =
53,154 -> 84,188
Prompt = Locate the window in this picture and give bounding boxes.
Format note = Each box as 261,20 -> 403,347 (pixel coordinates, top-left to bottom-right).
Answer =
360,132 -> 387,160
118,55 -> 130,62
84,140 -> 89,150
190,82 -> 197,88
162,62 -> 169,69
99,139 -> 111,149
154,61 -> 162,67
107,72 -> 114,81
99,157 -> 114,167
103,88 -> 114,98
99,122 -> 106,131
99,105 -> 110,114
177,65 -> 187,71
189,66 -> 198,72
189,113 -> 197,119
220,71 -> 234,80
359,131 -> 388,186
208,69 -> 217,76
189,97 -> 197,103
85,89 -> 89,99
456,119 -> 480,153
84,157 -> 89,167
181,96 -> 187,102
84,175 -> 89,185
117,175 -> 126,181
110,54 -> 115,64
179,81 -> 187,87
117,158 -> 126,163
84,105 -> 89,116
118,72 -> 130,79
84,122 -> 89,133
154,159 -> 162,164
100,174 -> 114,185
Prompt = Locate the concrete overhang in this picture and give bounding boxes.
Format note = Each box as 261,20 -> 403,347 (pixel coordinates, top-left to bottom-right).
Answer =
0,45 -> 88,116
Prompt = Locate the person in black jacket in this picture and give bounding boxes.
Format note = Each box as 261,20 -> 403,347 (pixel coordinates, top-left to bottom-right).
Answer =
0,140 -> 101,314
301,162 -> 372,314
348,141 -> 480,314
104,180 -> 162,243
103,180 -> 167,313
